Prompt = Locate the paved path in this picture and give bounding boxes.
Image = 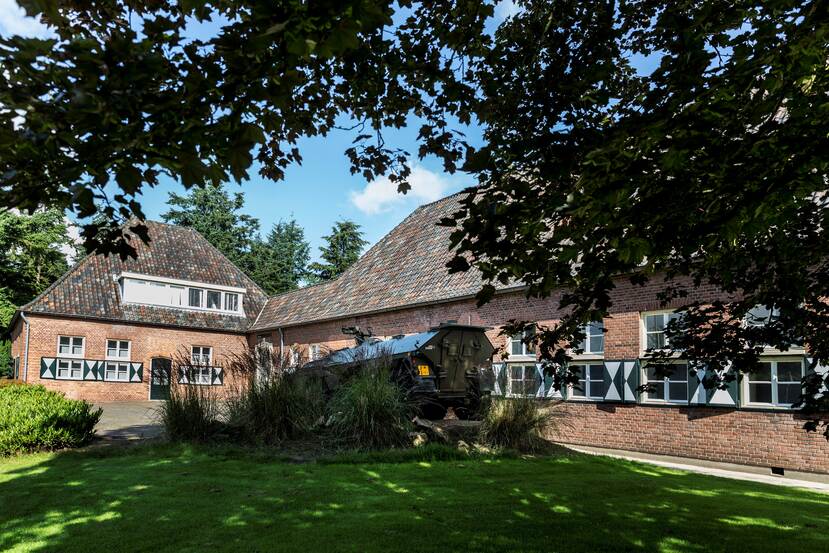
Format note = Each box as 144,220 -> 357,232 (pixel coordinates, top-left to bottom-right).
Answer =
567,444 -> 829,493
94,401 -> 164,441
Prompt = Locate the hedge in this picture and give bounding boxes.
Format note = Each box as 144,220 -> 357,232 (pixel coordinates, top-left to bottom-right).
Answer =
0,384 -> 102,455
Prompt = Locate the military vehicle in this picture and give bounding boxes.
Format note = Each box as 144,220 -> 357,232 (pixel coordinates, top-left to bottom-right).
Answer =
304,323 -> 495,419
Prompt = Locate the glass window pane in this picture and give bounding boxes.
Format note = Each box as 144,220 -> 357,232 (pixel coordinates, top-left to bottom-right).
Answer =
589,335 -> 604,353
749,383 -> 772,403
752,363 -> 772,382
777,362 -> 803,382
645,315 -> 663,332
225,293 -> 238,311
646,333 -> 664,350
668,365 -> 687,382
650,383 -> 665,400
646,367 -> 662,382
207,291 -> 221,309
778,383 -> 801,405
588,365 -> 603,380
510,338 -> 523,356
189,288 -> 202,307
571,383 -> 586,397
510,365 -> 523,379
590,379 -> 606,398
669,382 -> 688,401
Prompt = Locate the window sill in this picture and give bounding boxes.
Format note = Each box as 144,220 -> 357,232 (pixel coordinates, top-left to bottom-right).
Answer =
506,355 -> 537,363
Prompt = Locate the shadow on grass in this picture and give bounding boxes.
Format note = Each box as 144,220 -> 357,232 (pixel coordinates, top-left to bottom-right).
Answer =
1,443 -> 828,553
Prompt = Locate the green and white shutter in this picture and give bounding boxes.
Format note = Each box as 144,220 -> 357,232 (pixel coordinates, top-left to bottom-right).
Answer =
129,363 -> 143,383
602,361 -> 624,402
688,365 -> 706,405
620,360 -> 639,403
178,367 -> 190,384
83,360 -> 100,381
543,364 -> 565,399
212,367 -> 224,385
805,357 -> 828,397
40,357 -> 56,379
705,365 -> 739,407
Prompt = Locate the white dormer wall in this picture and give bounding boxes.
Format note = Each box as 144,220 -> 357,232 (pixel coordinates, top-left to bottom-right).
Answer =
118,272 -> 246,316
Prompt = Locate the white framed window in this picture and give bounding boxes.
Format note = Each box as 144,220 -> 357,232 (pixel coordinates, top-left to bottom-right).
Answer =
106,340 -> 131,360
744,304 -> 780,328
309,344 -> 321,361
105,362 -> 130,382
290,347 -> 301,366
56,359 -> 83,380
642,311 -> 682,351
206,290 -> 222,310
745,358 -> 804,407
225,293 -> 239,312
570,363 -> 605,400
643,363 -> 688,403
576,322 -> 605,355
507,364 -> 538,397
58,336 -> 85,358
191,346 -> 212,365
188,288 -> 203,308
509,328 -> 535,357
191,366 -> 213,385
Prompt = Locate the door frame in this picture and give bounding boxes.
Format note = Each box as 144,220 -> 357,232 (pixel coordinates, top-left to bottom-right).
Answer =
148,357 -> 172,401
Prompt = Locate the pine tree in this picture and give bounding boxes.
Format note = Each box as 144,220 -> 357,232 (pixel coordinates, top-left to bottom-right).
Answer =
309,220 -> 368,282
161,185 -> 260,275
250,219 -> 311,295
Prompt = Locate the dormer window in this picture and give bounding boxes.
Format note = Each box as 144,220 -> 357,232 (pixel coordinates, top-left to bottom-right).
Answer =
120,272 -> 245,316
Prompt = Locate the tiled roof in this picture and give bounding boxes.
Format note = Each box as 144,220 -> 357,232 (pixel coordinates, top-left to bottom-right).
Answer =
251,192 -> 520,330
22,221 -> 267,332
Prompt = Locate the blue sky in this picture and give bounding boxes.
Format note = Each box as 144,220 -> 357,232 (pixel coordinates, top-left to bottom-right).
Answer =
0,1 -> 519,260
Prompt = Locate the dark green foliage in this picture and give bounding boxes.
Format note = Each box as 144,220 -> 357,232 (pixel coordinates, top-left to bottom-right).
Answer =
309,220 -> 368,282
0,384 -> 101,455
249,219 -> 311,295
328,371 -> 412,450
161,185 -> 260,276
159,382 -> 222,443
478,398 -> 553,453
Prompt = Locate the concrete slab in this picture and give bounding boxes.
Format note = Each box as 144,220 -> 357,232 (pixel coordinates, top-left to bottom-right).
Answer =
566,444 -> 829,493
94,401 -> 164,441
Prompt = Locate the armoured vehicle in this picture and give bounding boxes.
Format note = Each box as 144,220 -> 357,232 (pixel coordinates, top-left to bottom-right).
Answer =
305,323 -> 495,419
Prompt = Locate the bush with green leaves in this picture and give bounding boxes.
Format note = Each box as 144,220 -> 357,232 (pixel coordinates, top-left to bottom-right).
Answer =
328,371 -> 413,450
478,398 -> 554,453
0,384 -> 101,455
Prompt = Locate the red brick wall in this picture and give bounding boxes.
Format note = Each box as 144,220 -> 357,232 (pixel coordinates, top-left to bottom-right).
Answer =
16,315 -> 248,402
550,402 -> 829,474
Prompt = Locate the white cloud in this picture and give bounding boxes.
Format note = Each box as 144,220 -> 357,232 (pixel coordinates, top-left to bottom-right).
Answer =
495,0 -> 522,21
0,0 -> 53,38
350,164 -> 462,215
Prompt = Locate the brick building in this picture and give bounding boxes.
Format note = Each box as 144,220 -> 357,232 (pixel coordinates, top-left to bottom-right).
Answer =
8,194 -> 829,473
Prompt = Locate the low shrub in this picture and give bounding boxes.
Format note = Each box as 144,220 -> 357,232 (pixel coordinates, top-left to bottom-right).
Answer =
225,374 -> 323,444
328,370 -> 413,450
478,398 -> 554,452
0,384 -> 102,455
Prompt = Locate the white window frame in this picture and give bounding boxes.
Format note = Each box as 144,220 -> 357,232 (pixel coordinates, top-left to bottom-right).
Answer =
641,311 -> 682,353
743,357 -> 805,408
290,347 -> 301,367
206,289 -> 222,310
105,361 -> 130,382
191,346 -> 213,365
309,344 -> 321,361
508,328 -> 536,359
225,292 -> 239,312
56,359 -> 83,380
642,362 -> 689,404
106,339 -> 131,360
190,365 -> 213,385
506,363 -> 538,397
57,335 -> 85,358
119,272 -> 245,315
188,287 -> 204,308
569,363 -> 605,400
573,322 -> 605,359
743,305 -> 805,354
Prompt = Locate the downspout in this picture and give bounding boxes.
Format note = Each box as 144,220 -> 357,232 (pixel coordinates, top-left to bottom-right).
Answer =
20,313 -> 30,382
278,328 -> 284,357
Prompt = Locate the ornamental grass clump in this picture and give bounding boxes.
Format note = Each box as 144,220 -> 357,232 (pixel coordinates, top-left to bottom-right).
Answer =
159,350 -> 223,442
224,347 -> 324,444
0,384 -> 101,455
328,370 -> 413,450
478,397 -> 554,453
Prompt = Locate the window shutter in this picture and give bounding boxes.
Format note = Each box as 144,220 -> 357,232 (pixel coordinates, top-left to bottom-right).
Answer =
688,366 -> 706,405
130,363 -> 143,383
40,357 -> 56,379
543,364 -> 563,399
213,367 -> 224,385
534,364 -> 545,398
493,363 -> 507,396
95,361 -> 105,381
705,367 -> 739,407
602,361 -> 623,402
805,357 -> 828,397
178,367 -> 189,384
83,360 -> 95,381
621,360 -> 639,403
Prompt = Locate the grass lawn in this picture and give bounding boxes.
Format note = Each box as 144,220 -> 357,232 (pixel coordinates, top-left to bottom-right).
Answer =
1,444 -> 828,553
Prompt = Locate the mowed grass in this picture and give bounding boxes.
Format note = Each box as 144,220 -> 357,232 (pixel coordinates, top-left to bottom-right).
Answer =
1,444 -> 828,553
